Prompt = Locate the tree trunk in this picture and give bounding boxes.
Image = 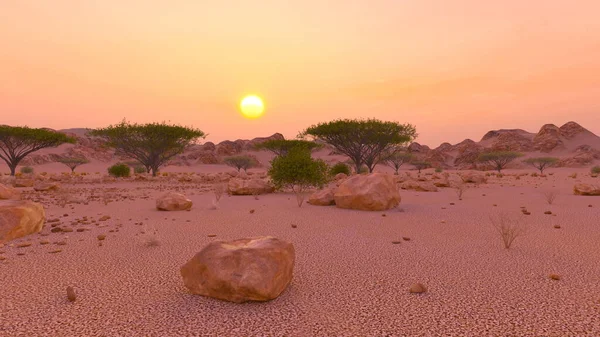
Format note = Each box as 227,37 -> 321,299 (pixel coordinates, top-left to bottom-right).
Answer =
9,163 -> 17,176
151,166 -> 159,177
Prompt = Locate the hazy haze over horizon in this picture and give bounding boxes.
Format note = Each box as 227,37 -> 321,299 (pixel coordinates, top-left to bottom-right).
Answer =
1,0 -> 599,146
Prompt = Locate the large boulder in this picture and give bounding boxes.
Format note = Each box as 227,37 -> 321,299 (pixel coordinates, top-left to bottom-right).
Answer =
33,181 -> 60,192
308,186 -> 337,206
334,173 -> 401,211
573,184 -> 600,196
228,178 -> 274,195
400,180 -> 439,192
156,192 -> 193,211
0,200 -> 45,243
180,236 -> 295,303
0,184 -> 20,200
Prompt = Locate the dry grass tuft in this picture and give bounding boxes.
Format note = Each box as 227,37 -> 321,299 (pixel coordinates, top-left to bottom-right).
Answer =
454,182 -> 467,200
543,190 -> 558,205
213,183 -> 226,202
490,212 -> 528,249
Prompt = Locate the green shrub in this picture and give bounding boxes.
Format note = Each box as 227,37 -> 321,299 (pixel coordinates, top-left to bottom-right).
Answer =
329,162 -> 351,176
592,166 -> 600,175
108,163 -> 131,178
435,167 -> 443,173
134,166 -> 147,174
20,166 -> 34,174
269,147 -> 328,207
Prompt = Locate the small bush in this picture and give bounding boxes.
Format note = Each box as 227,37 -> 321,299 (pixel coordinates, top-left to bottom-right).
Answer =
490,213 -> 527,249
543,190 -> 558,205
20,166 -> 34,174
107,163 -> 131,178
592,166 -> 600,175
223,155 -> 256,172
329,162 -> 350,176
435,167 -> 443,173
134,166 -> 147,174
358,165 -> 369,174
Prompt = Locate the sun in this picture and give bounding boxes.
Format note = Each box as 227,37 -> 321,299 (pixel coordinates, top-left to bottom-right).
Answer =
240,95 -> 265,119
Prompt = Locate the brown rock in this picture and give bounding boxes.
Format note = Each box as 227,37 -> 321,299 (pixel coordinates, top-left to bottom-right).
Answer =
156,192 -> 193,211
409,283 -> 427,294
334,173 -> 401,211
13,179 -> 34,188
307,186 -> 337,206
33,181 -> 60,191
0,200 -> 45,244
227,178 -> 275,196
97,235 -> 106,241
0,184 -> 21,200
66,286 -> 77,302
573,184 -> 600,196
180,236 -> 295,303
400,180 -> 439,192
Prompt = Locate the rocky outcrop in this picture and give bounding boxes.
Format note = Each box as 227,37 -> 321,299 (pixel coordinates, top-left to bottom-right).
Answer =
180,236 -> 295,303
334,173 -> 401,211
0,184 -> 20,200
533,124 -> 565,152
33,181 -> 60,192
228,178 -> 275,195
0,200 -> 45,243
482,130 -> 534,152
560,145 -> 600,166
573,184 -> 600,196
559,121 -> 589,139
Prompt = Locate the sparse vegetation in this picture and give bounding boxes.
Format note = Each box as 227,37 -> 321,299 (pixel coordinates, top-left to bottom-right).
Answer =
0,126 -> 76,175
411,160 -> 431,173
592,166 -> 600,176
268,147 -> 328,207
133,165 -> 147,174
329,162 -> 351,176
90,120 -> 205,176
543,190 -> 558,205
490,212 -> 527,249
108,163 -> 131,178
478,151 -> 524,173
223,155 -> 257,172
383,151 -> 413,175
523,157 -> 559,174
454,182 -> 467,200
20,166 -> 34,174
58,157 -> 89,173
302,118 -> 417,173
213,183 -> 226,204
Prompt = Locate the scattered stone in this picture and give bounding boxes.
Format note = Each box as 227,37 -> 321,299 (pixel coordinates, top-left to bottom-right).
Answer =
549,274 -> 561,281
39,240 -> 50,245
554,225 -> 561,229
49,249 -> 62,254
409,283 -> 427,294
544,211 -> 552,215
66,286 -> 77,302
97,235 -> 106,241
391,241 -> 401,244
291,224 -> 297,229
0,256 -> 5,261
207,234 -> 217,238
99,215 -> 111,221
180,236 -> 295,303
16,242 -> 32,248
62,227 -> 74,233
402,237 -> 411,241
50,227 -> 62,233
55,241 -> 67,246
249,209 -> 255,214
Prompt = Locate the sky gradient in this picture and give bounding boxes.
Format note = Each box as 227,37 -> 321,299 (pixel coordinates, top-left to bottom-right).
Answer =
1,0 -> 600,146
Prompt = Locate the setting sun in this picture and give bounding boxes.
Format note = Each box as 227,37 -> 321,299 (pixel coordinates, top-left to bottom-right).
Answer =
240,95 -> 265,119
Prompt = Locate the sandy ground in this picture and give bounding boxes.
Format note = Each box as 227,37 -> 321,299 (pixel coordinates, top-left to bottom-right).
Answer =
1,166 -> 600,336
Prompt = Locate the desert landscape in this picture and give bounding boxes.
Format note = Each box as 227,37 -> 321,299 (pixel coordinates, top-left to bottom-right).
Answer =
1,120 -> 600,336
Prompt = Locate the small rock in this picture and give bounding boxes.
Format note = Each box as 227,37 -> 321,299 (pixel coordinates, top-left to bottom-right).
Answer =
55,241 -> 67,246
402,237 -> 411,241
409,283 -> 427,294
62,227 -> 74,233
76,228 -> 86,232
554,225 -> 561,229
40,240 -> 50,245
0,256 -> 6,261
549,274 -> 561,281
544,211 -> 552,215
99,215 -> 111,221
449,203 -> 455,205
391,241 -> 401,245
49,249 -> 62,254
66,286 -> 77,302
207,234 -> 217,238
50,227 -> 62,233
16,242 -> 32,248
291,224 -> 297,229
249,209 -> 255,214
97,235 -> 106,241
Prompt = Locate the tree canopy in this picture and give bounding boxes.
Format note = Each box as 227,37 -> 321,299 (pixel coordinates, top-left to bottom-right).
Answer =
89,121 -> 204,176
254,139 -> 321,156
0,126 -> 76,175
383,149 -> 414,175
223,155 -> 257,172
58,157 -> 90,173
523,157 -> 559,174
302,119 -> 417,173
478,151 -> 523,172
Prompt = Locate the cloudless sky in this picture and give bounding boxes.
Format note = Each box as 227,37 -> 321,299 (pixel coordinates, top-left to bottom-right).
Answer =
1,0 -> 599,146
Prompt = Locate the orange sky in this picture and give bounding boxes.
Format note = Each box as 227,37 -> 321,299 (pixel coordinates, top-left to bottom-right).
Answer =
1,0 -> 599,146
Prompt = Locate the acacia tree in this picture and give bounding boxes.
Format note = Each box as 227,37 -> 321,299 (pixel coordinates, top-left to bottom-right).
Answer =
302,119 -> 417,173
58,157 -> 90,173
384,150 -> 414,175
411,160 -> 431,173
478,151 -> 523,173
254,139 -> 321,156
0,126 -> 76,175
268,147 -> 328,207
523,157 -> 559,174
89,121 -> 204,176
223,155 -> 256,172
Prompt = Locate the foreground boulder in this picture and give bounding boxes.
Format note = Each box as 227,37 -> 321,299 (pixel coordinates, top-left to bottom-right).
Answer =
308,186 -> 337,206
0,200 -> 45,243
228,178 -> 274,195
0,184 -> 20,200
180,236 -> 295,303
573,184 -> 600,196
334,173 -> 401,211
156,192 -> 193,211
